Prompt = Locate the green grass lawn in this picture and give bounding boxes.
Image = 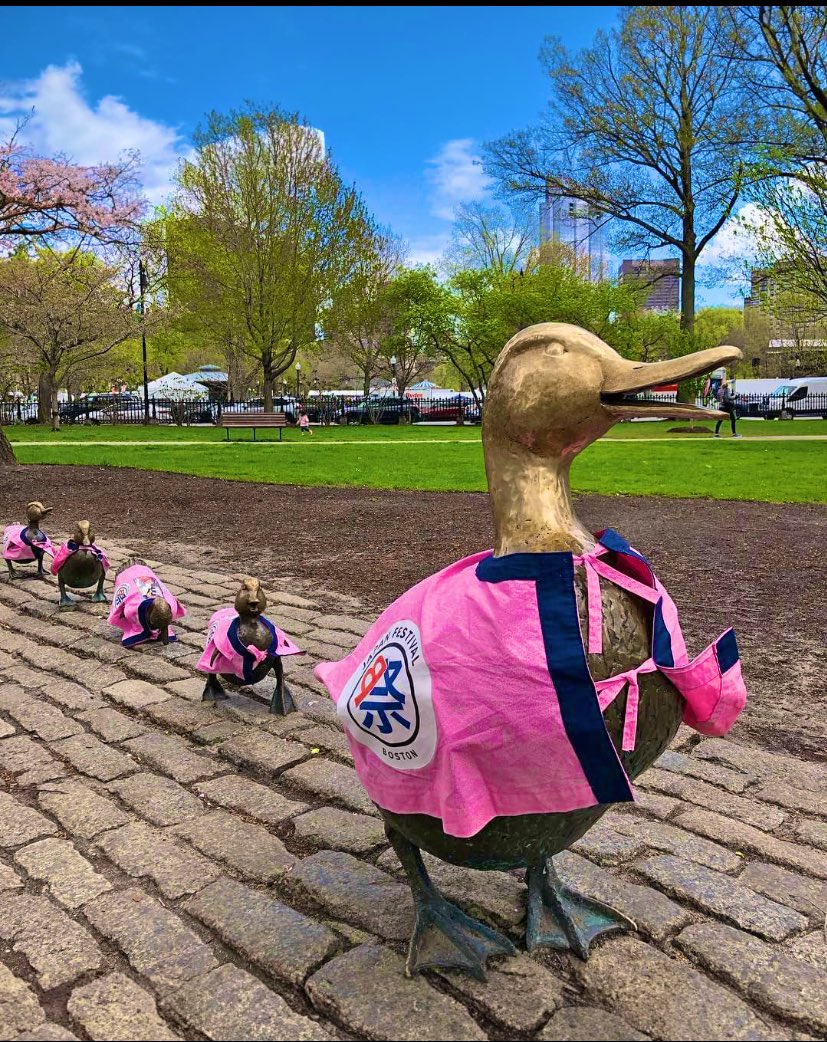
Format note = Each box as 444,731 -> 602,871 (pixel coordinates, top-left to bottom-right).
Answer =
7,421 -> 826,503
5,417 -> 827,443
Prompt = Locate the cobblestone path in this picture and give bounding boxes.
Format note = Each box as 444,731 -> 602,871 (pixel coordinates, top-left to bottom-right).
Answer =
0,540 -> 824,1041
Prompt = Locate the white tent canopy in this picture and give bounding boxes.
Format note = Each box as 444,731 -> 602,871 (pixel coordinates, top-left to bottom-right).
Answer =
146,373 -> 209,399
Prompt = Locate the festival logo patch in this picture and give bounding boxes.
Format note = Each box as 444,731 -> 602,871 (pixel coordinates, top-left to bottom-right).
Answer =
338,620 -> 436,770
135,575 -> 159,599
113,583 -> 130,608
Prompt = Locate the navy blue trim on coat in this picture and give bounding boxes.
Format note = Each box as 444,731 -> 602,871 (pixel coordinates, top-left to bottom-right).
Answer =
652,600 -> 674,667
598,528 -> 649,565
122,597 -> 156,647
475,550 -> 633,806
227,616 -> 279,682
715,628 -> 739,674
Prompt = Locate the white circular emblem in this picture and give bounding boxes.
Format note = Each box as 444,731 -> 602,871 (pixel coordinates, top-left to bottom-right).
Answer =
113,583 -> 130,608
338,620 -> 436,770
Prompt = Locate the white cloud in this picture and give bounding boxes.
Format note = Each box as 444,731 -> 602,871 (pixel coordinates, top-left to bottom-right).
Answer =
425,138 -> 491,221
406,231 -> 452,268
0,61 -> 190,206
698,203 -> 768,268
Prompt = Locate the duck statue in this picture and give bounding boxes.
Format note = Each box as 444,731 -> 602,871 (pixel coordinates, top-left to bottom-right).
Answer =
50,521 -> 110,610
3,502 -> 54,580
108,560 -> 186,646
315,323 -> 749,980
197,578 -> 303,715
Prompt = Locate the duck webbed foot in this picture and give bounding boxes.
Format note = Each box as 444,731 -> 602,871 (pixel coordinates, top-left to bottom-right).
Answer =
5,562 -> 15,581
58,580 -> 76,610
526,856 -> 634,959
91,577 -> 107,603
387,826 -> 516,982
269,659 -> 295,715
202,675 -> 230,702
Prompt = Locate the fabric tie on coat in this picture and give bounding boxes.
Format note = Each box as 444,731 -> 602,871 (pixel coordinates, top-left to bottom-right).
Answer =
595,657 -> 658,751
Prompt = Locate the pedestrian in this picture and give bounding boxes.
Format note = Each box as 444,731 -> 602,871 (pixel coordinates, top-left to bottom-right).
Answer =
298,409 -> 313,435
704,366 -> 726,401
714,379 -> 741,438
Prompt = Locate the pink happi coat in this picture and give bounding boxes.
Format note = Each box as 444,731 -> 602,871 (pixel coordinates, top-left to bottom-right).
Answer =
108,564 -> 185,646
196,606 -> 303,680
315,529 -> 747,839
51,540 -> 111,577
2,525 -> 55,563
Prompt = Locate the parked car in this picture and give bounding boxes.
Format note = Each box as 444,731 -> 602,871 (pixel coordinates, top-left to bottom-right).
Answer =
239,396 -> 299,423
415,396 -> 478,423
58,393 -> 140,423
337,396 -> 421,425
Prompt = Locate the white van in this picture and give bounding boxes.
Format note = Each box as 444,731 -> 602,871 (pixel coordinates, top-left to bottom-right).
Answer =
759,376 -> 827,419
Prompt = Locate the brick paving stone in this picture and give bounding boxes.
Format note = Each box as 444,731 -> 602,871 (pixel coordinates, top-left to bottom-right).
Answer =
94,820 -> 221,897
608,813 -> 743,872
307,944 -> 485,1041
0,682 -> 31,710
578,936 -> 778,1040
217,730 -> 309,776
0,892 -> 103,989
0,791 -> 57,846
163,677 -> 205,702
122,733 -> 221,783
570,820 -> 646,865
143,697 -> 225,735
306,627 -> 358,650
37,779 -> 131,838
694,738 -> 827,795
192,720 -> 245,744
676,921 -> 827,1035
759,784 -> 827,820
16,763 -> 71,787
436,953 -> 563,1034
108,771 -> 206,825
163,963 -> 332,1041
269,591 -> 319,611
281,758 -> 377,815
76,707 -> 147,742
84,888 -> 217,991
184,877 -> 339,985
50,733 -> 137,781
104,679 -> 171,709
538,1006 -> 648,1040
0,862 -> 23,889
787,930 -> 826,970
28,648 -> 127,692
67,973 -> 179,1041
0,735 -> 64,780
172,809 -> 295,882
40,679 -> 104,711
677,808 -> 827,880
797,819 -> 827,851
2,665 -> 53,689
120,656 -> 190,684
292,807 -> 388,854
639,768 -> 785,831
636,854 -> 808,941
6,699 -> 84,741
14,838 -> 111,908
0,719 -> 14,738
556,850 -> 691,941
0,963 -> 45,1038
377,848 -> 526,932
294,724 -> 352,759
285,850 -> 414,940
10,1025 -> 80,1040
740,862 -> 827,918
194,774 -> 308,824
310,614 -> 371,637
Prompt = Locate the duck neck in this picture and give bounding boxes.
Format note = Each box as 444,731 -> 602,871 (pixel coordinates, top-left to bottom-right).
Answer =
485,443 -> 595,555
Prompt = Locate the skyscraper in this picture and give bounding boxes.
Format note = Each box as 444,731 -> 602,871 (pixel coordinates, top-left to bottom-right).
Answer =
619,259 -> 681,312
539,189 -> 608,282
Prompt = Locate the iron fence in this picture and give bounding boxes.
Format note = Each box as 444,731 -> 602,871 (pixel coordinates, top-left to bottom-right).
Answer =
1,391 -> 825,426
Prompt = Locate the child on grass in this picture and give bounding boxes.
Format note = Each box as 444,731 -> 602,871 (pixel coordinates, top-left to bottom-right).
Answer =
298,409 -> 313,435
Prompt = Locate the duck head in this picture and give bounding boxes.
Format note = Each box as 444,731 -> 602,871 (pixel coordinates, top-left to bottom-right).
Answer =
483,323 -> 742,555
147,598 -> 172,645
25,501 -> 52,527
72,520 -> 95,546
235,578 -> 267,619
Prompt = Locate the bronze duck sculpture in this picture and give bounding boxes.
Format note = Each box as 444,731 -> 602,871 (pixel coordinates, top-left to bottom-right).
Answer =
108,559 -> 187,646
315,324 -> 748,980
3,502 -> 54,580
50,521 -> 110,610
197,578 -> 304,715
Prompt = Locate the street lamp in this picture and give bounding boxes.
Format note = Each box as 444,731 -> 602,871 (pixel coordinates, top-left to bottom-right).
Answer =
295,362 -> 301,400
389,355 -> 399,398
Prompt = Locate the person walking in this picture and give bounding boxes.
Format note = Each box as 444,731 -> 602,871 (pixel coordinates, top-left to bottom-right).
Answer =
714,379 -> 741,438
298,409 -> 313,436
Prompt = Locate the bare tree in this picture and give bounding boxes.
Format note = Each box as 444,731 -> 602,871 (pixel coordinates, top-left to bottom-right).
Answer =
443,201 -> 535,275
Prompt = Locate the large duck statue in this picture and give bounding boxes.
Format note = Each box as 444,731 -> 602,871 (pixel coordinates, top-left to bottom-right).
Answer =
316,324 -> 748,980
3,502 -> 54,580
108,560 -> 186,647
197,577 -> 303,715
51,521 -> 110,610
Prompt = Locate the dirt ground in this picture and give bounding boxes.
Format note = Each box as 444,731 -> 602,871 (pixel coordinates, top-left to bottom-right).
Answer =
2,463 -> 825,762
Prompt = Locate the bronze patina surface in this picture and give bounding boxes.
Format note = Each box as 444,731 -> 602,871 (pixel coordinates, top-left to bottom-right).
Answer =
56,521 -> 107,610
5,501 -> 52,580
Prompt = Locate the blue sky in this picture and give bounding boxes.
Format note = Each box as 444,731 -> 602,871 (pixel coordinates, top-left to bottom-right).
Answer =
1,6 -> 742,304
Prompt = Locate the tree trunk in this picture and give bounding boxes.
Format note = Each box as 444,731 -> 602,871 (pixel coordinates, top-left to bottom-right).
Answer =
263,373 -> 274,412
50,382 -> 61,432
0,427 -> 15,464
38,372 -> 52,424
677,250 -> 696,402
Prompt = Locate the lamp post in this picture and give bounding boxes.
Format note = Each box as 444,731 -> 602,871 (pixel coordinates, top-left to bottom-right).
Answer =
295,362 -> 301,400
389,355 -> 399,398
139,259 -> 150,425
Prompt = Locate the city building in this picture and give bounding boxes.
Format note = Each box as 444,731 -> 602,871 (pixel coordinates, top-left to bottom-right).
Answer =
619,259 -> 680,312
539,189 -> 608,282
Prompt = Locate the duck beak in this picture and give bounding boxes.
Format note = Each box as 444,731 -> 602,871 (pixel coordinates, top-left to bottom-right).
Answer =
600,345 -> 743,421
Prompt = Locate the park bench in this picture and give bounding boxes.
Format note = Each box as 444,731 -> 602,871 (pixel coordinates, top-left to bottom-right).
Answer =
218,411 -> 290,441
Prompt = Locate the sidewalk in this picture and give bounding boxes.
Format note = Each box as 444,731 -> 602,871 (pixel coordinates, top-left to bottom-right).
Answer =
0,544 -> 824,1040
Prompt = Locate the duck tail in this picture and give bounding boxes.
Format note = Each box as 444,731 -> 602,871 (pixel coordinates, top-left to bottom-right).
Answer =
121,556 -> 149,571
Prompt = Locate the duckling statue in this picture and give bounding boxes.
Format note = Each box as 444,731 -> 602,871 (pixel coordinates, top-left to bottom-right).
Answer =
316,324 -> 749,980
50,521 -> 110,610
3,502 -> 54,580
197,578 -> 303,715
108,559 -> 186,646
